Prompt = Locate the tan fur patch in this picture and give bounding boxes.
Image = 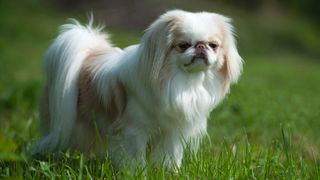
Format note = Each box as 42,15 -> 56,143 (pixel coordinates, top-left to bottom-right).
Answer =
158,19 -> 183,90
106,80 -> 127,121
75,46 -> 128,153
73,50 -> 103,153
217,16 -> 232,95
77,49 -> 104,123
159,46 -> 174,90
78,45 -> 114,113
77,46 -> 128,127
220,54 -> 231,94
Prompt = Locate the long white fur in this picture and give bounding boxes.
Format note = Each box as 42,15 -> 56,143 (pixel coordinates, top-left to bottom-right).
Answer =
34,10 -> 243,170
35,20 -> 111,152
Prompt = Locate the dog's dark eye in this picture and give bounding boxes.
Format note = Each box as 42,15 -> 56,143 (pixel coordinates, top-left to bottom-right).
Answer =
177,42 -> 191,52
209,43 -> 218,50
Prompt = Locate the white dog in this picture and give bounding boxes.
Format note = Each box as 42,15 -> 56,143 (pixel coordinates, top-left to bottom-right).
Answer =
34,10 -> 243,170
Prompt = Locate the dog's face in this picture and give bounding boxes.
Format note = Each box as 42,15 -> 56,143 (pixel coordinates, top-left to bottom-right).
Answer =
170,13 -> 223,73
141,10 -> 242,88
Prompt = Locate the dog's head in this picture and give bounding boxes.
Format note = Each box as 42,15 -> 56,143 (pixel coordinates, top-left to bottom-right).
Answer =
140,10 -> 243,92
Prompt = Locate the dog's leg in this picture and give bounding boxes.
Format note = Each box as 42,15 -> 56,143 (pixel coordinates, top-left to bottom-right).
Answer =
150,131 -> 184,171
107,125 -> 148,171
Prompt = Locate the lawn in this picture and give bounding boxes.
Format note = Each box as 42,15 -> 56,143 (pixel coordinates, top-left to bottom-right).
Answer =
0,0 -> 320,179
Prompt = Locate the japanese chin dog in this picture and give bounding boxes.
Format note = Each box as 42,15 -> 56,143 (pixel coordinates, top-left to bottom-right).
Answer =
34,10 -> 243,170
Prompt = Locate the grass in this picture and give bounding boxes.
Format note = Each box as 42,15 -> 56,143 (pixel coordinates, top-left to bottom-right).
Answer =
1,0 -> 320,179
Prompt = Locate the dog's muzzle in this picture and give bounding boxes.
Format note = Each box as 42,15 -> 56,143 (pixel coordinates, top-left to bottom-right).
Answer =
184,42 -> 209,66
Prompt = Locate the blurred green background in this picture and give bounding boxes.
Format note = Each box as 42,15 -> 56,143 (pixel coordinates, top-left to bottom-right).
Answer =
0,0 -> 319,171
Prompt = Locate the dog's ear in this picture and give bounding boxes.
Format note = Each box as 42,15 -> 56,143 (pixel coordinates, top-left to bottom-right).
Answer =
140,10 -> 184,83
218,16 -> 243,90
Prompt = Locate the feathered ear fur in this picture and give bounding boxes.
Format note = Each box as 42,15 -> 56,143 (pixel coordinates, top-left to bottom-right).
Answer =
139,10 -> 185,84
219,16 -> 243,90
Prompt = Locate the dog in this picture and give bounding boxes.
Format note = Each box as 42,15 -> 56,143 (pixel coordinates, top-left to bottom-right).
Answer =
34,10 -> 243,170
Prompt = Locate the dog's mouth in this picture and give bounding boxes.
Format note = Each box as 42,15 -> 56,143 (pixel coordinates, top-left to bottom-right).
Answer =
183,56 -> 210,73
184,52 -> 209,67
184,57 -> 209,67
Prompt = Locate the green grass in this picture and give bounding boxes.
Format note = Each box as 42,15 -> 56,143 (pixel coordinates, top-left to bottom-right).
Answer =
1,0 -> 320,179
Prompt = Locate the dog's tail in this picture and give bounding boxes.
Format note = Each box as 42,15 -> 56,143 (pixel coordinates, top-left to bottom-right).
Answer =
34,20 -> 111,153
